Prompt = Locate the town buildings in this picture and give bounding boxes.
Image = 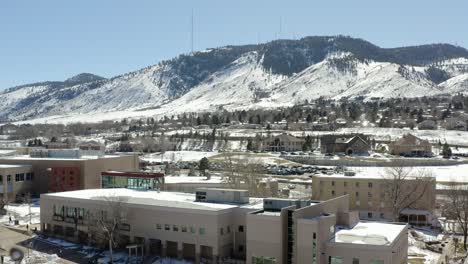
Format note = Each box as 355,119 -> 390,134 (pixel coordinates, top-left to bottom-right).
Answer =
0,149 -> 138,195
388,134 -> 432,157
311,169 -> 436,226
0,164 -> 34,201
262,133 -> 305,152
40,188 -> 408,264
320,135 -> 371,155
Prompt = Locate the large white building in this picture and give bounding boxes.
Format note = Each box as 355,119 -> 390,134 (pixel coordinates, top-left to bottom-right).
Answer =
40,188 -> 408,264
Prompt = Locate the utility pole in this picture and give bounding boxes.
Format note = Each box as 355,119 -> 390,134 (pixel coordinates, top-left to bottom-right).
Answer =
191,8 -> 194,53
279,16 -> 282,39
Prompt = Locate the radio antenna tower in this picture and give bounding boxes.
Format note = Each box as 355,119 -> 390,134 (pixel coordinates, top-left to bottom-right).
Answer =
191,8 -> 194,53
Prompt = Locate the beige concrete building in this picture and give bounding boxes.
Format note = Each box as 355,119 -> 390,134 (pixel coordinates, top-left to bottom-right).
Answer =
40,188 -> 408,264
0,151 -> 138,195
311,170 -> 436,226
388,134 -> 432,157
0,164 -> 34,201
247,196 -> 407,264
262,133 -> 305,152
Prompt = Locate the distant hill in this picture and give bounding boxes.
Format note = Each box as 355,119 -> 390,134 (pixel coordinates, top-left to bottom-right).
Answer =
1,35 -> 468,123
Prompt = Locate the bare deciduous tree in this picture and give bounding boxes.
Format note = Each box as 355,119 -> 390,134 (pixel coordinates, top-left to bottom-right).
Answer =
219,153 -> 265,196
381,166 -> 435,222
444,184 -> 468,250
90,194 -> 129,264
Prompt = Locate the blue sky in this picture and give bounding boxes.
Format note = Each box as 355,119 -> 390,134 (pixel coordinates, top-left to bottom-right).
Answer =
1,0 -> 467,89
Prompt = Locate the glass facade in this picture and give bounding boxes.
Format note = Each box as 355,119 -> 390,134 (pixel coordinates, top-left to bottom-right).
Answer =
329,256 -> 343,264
252,256 -> 276,264
102,175 -> 162,190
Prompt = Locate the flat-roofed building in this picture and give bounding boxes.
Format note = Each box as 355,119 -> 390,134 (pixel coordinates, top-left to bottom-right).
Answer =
247,195 -> 407,264
0,151 -> 138,195
40,189 -> 408,264
40,188 -> 263,263
311,169 -> 436,226
0,164 -> 34,201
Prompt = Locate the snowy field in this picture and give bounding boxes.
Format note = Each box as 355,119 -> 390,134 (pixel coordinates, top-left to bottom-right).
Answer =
142,151 -> 218,163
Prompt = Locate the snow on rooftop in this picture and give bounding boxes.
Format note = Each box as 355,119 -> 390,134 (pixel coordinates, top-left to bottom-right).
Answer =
44,188 -> 263,211
164,176 -> 224,184
313,164 -> 468,183
333,222 -> 406,246
0,164 -> 32,168
0,154 -> 125,161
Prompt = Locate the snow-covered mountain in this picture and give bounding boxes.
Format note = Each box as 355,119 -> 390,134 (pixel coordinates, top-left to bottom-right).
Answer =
2,36 -> 468,123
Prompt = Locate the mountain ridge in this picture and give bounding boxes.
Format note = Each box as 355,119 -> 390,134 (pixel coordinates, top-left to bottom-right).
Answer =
2,35 -> 468,123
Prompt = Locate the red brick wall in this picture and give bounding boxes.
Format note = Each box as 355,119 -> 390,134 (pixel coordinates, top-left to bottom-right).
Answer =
48,167 -> 80,193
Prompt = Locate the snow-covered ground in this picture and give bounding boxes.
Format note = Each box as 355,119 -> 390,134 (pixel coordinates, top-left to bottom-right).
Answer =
3,249 -> 61,264
142,151 -> 218,163
408,228 -> 443,264
0,198 -> 40,226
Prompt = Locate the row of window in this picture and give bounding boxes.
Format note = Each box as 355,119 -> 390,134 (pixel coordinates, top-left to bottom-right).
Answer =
329,190 -> 386,199
156,224 -> 205,235
252,256 -> 276,264
0,173 -> 34,183
323,180 -> 378,188
329,256 -> 384,264
155,224 -> 245,236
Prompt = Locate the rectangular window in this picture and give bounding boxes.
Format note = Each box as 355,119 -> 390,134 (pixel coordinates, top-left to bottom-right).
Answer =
252,256 -> 276,264
220,227 -> 224,235
173,225 -> 178,232
355,192 -> 359,197
352,258 -> 359,264
344,181 -> 347,187
355,200 -> 360,207
312,232 -> 317,264
190,226 -> 196,234
355,182 -> 360,187
199,227 -> 206,235
367,212 -> 373,218
368,192 -> 372,198
331,190 -> 335,196
329,256 -> 343,264
380,213 -> 385,219
369,260 -> 384,264
164,224 -> 170,231
331,181 -> 335,186
181,226 -> 187,232
227,226 -> 231,233
119,223 -> 131,231
156,224 -> 162,230
238,225 -> 244,232
238,245 -> 244,252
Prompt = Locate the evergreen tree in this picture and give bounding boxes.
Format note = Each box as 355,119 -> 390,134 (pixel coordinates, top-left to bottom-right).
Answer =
199,157 -> 210,177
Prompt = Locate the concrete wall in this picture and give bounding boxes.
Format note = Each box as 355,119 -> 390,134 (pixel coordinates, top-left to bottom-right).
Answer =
246,213 -> 284,264
0,166 -> 33,200
311,176 -> 436,222
0,154 -> 138,194
40,193 -> 254,262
